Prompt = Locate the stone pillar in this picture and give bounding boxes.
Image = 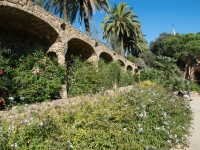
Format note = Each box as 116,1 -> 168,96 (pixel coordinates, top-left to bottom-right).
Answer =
57,53 -> 67,99
48,41 -> 68,99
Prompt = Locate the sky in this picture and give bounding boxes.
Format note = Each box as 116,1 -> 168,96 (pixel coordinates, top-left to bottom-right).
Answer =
73,0 -> 200,46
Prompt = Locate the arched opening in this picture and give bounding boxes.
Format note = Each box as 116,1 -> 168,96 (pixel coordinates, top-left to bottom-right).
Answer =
66,38 -> 95,63
47,52 -> 57,61
127,65 -> 133,71
99,52 -> 113,63
117,59 -> 125,67
0,6 -> 58,58
134,68 -> 139,74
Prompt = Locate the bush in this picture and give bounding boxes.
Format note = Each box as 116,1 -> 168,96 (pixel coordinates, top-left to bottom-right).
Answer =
0,50 -> 65,105
67,57 -> 135,97
190,82 -> 200,93
0,84 -> 193,149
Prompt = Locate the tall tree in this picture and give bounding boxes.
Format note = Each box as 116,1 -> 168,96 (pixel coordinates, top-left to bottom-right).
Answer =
150,32 -> 172,56
101,2 -> 141,57
162,33 -> 200,80
124,32 -> 149,57
69,0 -> 109,35
32,0 -> 70,21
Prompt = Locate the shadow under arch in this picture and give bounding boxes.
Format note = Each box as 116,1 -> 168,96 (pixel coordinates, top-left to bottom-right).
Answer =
127,65 -> 133,71
99,52 -> 113,63
117,59 -> 125,67
66,38 -> 96,62
0,5 -> 59,58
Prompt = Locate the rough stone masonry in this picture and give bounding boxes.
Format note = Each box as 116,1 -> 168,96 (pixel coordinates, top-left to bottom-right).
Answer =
0,0 -> 138,98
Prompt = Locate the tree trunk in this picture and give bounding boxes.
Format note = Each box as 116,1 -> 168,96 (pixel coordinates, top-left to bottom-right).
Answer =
63,0 -> 69,21
83,8 -> 90,36
120,37 -> 124,57
183,62 -> 188,79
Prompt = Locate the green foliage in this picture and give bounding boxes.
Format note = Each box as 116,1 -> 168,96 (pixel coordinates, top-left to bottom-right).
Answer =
162,33 -> 200,80
0,84 -> 193,149
67,57 -> 99,96
126,55 -> 146,69
139,50 -> 156,67
1,50 -> 65,105
101,2 -> 141,56
67,57 -> 135,97
139,56 -> 191,91
153,56 -> 182,80
162,33 -> 200,60
190,82 -> 200,93
150,32 -> 173,56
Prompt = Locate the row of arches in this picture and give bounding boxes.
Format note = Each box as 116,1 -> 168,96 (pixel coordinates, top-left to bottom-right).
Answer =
65,38 -> 137,72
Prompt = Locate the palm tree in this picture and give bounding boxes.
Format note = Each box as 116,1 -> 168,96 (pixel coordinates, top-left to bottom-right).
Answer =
33,0 -> 109,35
69,0 -> 109,36
32,0 -> 70,21
124,32 -> 149,57
101,2 -> 141,57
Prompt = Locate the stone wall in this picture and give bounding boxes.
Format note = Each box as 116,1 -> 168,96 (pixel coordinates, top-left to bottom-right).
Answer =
0,0 -> 139,98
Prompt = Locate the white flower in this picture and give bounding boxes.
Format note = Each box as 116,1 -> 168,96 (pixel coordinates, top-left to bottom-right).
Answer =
8,125 -> 14,131
11,143 -> 17,148
39,122 -> 43,127
20,97 -> 25,101
24,120 -> 29,124
141,103 -> 146,108
69,141 -> 73,148
123,128 -> 127,132
167,140 -> 171,143
143,111 -> 147,117
8,97 -> 14,101
138,128 -> 143,133
139,113 -> 143,118
162,112 -> 167,118
24,104 -> 28,107
145,145 -> 149,150
155,127 -> 160,130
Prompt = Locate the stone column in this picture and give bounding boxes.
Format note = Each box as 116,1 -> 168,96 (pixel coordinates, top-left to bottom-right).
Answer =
48,41 -> 68,99
57,52 -> 67,99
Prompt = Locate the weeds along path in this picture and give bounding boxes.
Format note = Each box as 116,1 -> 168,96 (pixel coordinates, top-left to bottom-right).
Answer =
187,96 -> 200,150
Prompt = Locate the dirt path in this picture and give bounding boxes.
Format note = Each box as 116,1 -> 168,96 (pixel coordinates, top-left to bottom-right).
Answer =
187,96 -> 200,150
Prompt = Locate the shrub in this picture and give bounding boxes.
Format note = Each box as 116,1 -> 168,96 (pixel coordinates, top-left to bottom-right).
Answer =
0,84 -> 192,149
67,57 -> 135,97
190,82 -> 200,93
0,50 -> 65,105
67,57 -> 99,96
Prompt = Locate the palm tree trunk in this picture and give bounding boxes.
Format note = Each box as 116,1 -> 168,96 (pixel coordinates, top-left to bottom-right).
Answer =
84,11 -> 90,36
63,0 -> 69,21
120,37 -> 124,57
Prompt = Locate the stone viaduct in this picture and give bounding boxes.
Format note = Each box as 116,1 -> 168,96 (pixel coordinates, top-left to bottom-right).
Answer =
0,0 -> 138,98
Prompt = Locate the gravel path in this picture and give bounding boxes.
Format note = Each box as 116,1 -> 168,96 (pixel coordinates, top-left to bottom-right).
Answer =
187,96 -> 200,150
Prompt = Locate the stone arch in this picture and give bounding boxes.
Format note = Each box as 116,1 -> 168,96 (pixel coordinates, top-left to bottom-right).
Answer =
66,38 -> 96,62
99,52 -> 113,63
117,59 -> 125,67
127,65 -> 133,71
0,2 -> 59,57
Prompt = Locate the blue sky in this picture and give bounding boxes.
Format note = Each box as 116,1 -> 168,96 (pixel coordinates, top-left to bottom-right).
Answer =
73,0 -> 200,45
